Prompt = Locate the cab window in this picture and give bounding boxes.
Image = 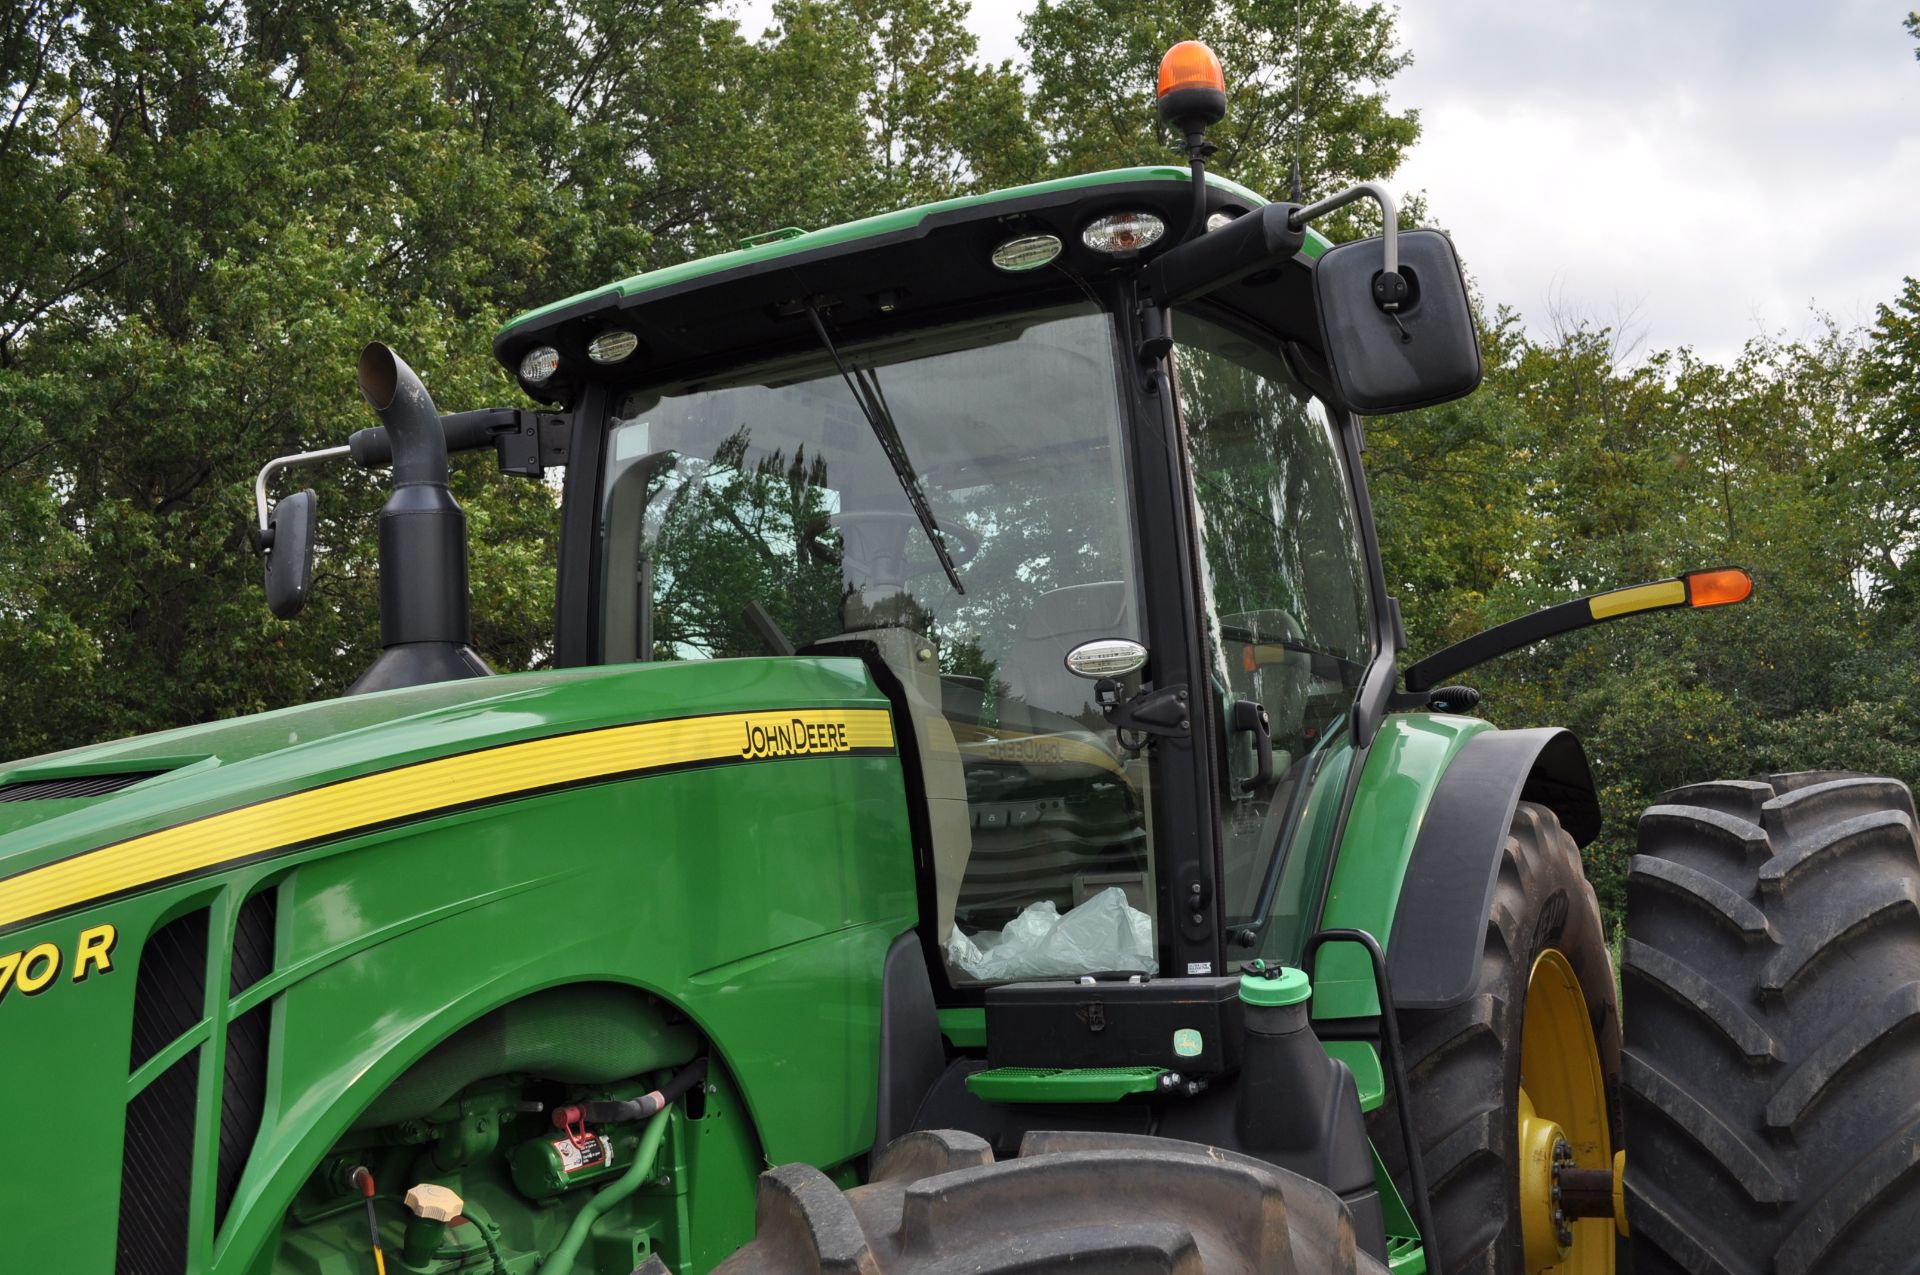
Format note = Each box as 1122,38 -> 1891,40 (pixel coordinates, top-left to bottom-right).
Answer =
1172,310 -> 1374,932
599,305 -> 1165,982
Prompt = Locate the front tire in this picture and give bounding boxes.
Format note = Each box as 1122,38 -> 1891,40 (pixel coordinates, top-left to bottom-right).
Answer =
1622,772 -> 1920,1274
714,1128 -> 1388,1273
1371,799 -> 1623,1274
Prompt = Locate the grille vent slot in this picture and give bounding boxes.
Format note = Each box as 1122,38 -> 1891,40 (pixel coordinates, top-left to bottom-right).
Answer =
215,1006 -> 270,1229
0,771 -> 165,801
128,909 -> 209,1073
215,890 -> 277,1229
117,1051 -> 197,1274
120,907 -> 210,1274
228,887 -> 276,997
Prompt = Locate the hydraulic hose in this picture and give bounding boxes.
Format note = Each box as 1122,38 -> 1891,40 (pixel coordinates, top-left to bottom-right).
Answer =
535,1060 -> 707,1275
574,1057 -> 709,1125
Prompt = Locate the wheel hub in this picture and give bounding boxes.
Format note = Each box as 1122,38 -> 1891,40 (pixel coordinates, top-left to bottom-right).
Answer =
1517,948 -> 1616,1273
1516,1090 -> 1574,1268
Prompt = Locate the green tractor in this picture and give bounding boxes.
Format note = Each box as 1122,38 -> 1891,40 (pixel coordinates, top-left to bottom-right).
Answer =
4,41 -> 1917,1275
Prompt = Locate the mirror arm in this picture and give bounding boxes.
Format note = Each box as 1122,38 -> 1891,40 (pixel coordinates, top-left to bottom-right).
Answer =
253,407 -> 570,542
1289,181 -> 1399,276
1402,569 -> 1754,694
253,445 -> 351,543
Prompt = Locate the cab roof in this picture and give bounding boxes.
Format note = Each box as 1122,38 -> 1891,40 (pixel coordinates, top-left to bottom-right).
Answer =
493,165 -> 1331,405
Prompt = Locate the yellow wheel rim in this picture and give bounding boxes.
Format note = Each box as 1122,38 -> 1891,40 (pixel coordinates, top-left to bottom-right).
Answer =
1517,947 -> 1615,1273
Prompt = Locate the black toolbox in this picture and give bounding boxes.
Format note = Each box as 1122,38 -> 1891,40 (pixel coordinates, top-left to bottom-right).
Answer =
985,976 -> 1245,1077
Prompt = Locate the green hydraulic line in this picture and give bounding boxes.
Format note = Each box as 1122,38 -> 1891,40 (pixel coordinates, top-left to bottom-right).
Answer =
535,1109 -> 674,1275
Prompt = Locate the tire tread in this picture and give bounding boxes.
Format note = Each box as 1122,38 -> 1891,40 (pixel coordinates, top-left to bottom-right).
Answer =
715,1129 -> 1387,1274
1625,770 -> 1920,1274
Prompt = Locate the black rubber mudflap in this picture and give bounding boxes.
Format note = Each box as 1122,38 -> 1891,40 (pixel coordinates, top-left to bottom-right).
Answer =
713,1128 -> 1387,1274
1624,772 -> 1920,1274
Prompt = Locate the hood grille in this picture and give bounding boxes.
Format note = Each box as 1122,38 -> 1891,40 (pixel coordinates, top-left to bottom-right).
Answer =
119,907 -> 209,1274
0,771 -> 165,802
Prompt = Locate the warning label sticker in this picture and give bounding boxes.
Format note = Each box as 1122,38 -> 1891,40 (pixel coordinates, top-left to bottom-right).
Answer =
552,1135 -> 614,1174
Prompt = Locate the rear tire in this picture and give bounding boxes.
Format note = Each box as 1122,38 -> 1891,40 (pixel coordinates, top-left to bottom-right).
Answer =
713,1128 -> 1388,1273
1622,772 -> 1920,1274
1369,799 -> 1623,1274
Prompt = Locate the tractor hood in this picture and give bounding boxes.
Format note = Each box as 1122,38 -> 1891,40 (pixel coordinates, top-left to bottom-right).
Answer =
0,657 -> 888,938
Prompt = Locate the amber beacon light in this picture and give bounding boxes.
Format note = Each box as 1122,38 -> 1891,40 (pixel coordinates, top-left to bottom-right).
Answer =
1157,40 -> 1227,133
1685,567 -> 1754,608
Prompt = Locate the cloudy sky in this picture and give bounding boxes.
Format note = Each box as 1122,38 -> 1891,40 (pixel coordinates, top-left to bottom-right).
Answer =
734,1 -> 1919,361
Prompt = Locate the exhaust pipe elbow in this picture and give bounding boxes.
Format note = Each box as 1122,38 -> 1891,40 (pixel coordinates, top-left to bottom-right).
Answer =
357,342 -> 450,487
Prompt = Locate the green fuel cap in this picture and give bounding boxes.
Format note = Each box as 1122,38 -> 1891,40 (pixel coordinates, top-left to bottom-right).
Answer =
1239,960 -> 1311,1007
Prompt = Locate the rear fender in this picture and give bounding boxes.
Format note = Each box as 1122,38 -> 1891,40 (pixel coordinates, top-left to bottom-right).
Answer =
1314,719 -> 1601,1019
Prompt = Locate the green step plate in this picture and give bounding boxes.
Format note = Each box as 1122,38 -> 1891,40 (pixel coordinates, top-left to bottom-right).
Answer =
964,1066 -> 1167,1103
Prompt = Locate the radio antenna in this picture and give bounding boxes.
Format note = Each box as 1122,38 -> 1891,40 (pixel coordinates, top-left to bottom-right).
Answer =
1288,0 -> 1305,202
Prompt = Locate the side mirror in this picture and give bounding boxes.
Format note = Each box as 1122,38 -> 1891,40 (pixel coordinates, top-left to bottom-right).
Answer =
262,489 -> 317,620
1315,228 -> 1481,415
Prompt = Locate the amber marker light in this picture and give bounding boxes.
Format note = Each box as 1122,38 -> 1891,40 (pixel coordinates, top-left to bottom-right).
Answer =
1685,567 -> 1754,608
1407,566 -> 1757,693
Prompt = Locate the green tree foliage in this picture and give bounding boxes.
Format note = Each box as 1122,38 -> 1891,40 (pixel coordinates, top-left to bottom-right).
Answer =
0,0 -> 1030,758
1020,0 -> 1419,196
1370,313 -> 1920,922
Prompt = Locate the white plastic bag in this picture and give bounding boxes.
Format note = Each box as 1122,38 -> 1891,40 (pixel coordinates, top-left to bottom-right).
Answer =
946,887 -> 1157,980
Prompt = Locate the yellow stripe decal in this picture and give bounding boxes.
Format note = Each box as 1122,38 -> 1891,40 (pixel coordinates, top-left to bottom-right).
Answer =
0,707 -> 894,932
1588,579 -> 1686,620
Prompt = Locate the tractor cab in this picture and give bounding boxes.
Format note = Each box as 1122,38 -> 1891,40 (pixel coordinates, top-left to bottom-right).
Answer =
584,296 -> 1374,988
477,149 -> 1476,995
255,122 -> 1483,994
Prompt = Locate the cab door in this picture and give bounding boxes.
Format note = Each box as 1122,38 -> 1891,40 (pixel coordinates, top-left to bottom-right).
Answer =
1169,309 -> 1378,952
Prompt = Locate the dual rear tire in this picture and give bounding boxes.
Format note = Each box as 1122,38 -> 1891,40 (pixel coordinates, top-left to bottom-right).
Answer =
1621,772 -> 1920,1273
1367,770 -> 1920,1275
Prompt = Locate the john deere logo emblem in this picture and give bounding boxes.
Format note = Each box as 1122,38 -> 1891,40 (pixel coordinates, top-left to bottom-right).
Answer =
1173,1028 -> 1203,1057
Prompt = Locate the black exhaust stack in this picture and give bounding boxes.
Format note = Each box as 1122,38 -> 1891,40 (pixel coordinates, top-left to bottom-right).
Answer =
347,342 -> 491,695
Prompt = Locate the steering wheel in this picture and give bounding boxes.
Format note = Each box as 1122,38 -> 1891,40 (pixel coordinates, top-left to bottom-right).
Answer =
802,510 -> 981,571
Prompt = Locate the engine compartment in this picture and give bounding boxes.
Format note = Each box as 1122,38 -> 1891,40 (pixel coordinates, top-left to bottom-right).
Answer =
271,987 -> 762,1275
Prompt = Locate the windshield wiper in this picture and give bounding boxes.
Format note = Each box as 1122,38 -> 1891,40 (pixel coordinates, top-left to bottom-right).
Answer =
802,302 -> 964,596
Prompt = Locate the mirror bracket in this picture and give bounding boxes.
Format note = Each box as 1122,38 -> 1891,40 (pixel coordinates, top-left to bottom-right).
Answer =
1291,181 -> 1418,317
1141,202 -> 1307,311
1097,680 -> 1191,750
253,445 -> 351,543
1136,304 -> 1174,376
1289,180 -> 1402,296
